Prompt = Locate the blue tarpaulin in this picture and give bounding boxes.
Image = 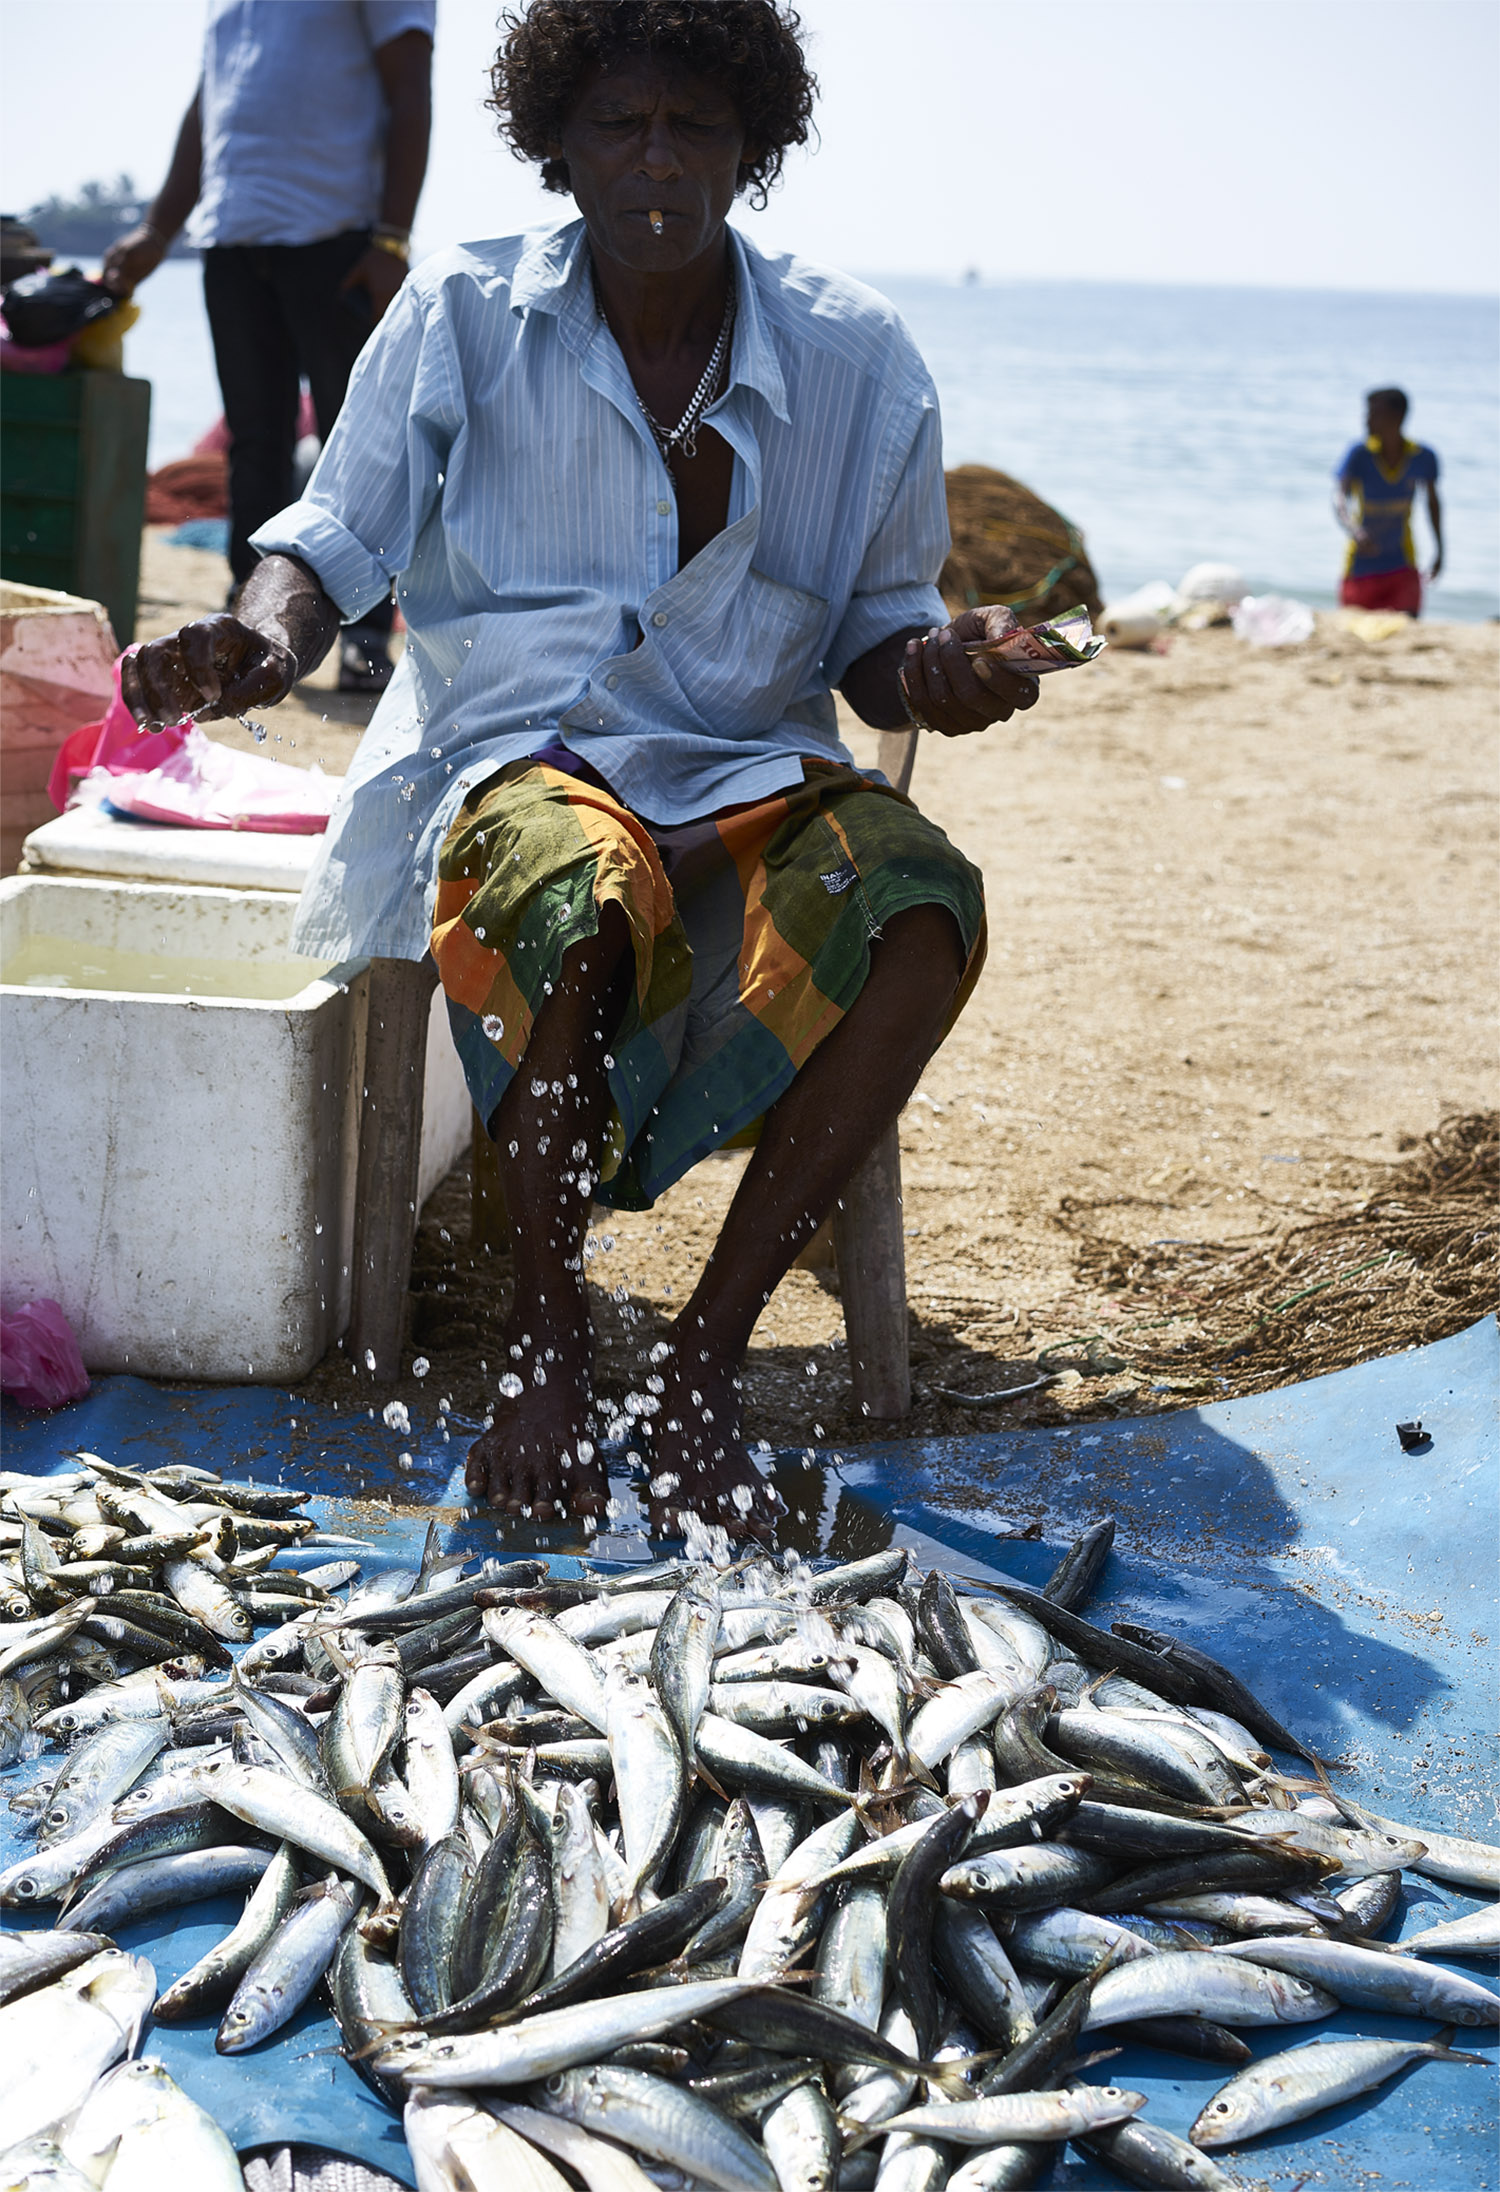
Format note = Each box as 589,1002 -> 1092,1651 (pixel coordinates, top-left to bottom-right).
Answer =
2,1317 -> 1495,2188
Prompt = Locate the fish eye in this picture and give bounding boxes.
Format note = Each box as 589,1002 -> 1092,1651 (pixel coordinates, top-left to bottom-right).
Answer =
1212,2101 -> 1231,2114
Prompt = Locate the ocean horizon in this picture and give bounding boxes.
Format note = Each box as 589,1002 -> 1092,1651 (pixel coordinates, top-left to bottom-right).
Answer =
124,258 -> 1499,622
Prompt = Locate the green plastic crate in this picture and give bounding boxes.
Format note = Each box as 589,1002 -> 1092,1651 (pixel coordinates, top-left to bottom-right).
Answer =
1,371 -> 151,643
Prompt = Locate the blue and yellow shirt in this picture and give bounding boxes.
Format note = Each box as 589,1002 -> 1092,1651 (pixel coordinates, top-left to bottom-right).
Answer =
1337,437 -> 1439,577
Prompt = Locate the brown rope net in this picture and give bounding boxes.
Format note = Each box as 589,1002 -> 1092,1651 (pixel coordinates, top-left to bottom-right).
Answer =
1061,1112 -> 1498,1398
941,464 -> 1104,626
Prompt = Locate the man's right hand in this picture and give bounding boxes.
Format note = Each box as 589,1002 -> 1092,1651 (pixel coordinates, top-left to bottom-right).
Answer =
100,224 -> 169,298
122,614 -> 299,730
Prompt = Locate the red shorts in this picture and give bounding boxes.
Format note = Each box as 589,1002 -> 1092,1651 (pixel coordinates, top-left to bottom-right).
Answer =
1340,568 -> 1423,616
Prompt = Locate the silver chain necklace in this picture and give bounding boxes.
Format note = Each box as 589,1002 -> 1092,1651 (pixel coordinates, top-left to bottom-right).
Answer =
596,267 -> 736,463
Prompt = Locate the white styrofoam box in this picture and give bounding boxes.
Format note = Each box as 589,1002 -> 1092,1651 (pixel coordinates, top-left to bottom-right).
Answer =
21,801 -> 326,893
1,876 -> 472,1381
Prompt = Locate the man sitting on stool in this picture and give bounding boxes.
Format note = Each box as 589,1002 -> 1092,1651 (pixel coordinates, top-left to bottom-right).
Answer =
119,0 -> 1040,1536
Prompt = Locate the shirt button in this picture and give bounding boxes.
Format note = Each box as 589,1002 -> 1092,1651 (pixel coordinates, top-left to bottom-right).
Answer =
604,674 -> 619,690
656,500 -> 671,516
651,611 -> 668,628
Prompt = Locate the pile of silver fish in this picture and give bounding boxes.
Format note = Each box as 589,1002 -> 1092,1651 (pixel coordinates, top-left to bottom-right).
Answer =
1,1458 -> 1496,2192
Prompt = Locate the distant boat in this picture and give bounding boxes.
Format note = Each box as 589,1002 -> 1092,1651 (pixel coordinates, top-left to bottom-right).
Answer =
962,267 -> 981,287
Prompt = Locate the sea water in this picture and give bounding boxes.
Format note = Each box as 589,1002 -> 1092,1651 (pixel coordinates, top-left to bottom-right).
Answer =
129,259 -> 1499,620
0,937 -> 334,1000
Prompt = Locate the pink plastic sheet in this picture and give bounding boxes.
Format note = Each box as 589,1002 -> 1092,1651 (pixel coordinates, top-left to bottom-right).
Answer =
49,653 -> 336,833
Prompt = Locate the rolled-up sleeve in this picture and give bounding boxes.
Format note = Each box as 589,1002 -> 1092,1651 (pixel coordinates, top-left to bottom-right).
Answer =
249,278 -> 454,622
823,396 -> 950,685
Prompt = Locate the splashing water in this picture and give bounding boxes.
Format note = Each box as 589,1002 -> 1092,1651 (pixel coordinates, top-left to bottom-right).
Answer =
498,1371 -> 524,1398
382,1400 -> 411,1434
482,1014 -> 504,1042
682,1511 -> 735,1568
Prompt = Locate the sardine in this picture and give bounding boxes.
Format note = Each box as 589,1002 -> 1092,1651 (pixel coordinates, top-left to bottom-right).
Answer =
1190,2030 -> 1487,2146
217,1872 -> 361,2051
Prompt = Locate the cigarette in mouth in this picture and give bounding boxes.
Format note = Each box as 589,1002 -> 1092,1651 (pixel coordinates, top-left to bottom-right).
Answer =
649,209 -> 665,235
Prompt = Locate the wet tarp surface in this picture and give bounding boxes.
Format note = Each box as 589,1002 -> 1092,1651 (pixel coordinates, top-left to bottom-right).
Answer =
2,1317 -> 1496,2188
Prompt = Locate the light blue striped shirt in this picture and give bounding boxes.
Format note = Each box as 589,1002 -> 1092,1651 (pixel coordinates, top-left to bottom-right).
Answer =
254,218 -> 949,961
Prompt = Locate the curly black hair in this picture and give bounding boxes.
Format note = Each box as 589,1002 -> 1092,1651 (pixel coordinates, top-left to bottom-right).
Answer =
488,0 -> 818,211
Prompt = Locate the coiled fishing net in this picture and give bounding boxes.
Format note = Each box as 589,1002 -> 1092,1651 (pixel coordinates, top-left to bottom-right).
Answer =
1062,1111 -> 1498,1398
940,465 -> 1104,626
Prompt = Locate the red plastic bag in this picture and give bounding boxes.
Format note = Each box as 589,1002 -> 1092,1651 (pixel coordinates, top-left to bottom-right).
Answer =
0,1299 -> 90,1411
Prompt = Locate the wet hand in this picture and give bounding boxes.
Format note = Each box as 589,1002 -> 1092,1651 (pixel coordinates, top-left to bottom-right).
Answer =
120,614 -> 298,732
900,605 -> 1040,738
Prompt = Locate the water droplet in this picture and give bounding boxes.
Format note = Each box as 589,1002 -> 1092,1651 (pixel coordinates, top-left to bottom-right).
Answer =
482,1013 -> 504,1041
382,1400 -> 411,1433
498,1371 -> 524,1398
412,1356 -> 430,1378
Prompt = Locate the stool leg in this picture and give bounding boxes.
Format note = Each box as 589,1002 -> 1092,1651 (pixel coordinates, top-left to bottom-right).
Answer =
349,956 -> 437,1381
832,1119 -> 911,1418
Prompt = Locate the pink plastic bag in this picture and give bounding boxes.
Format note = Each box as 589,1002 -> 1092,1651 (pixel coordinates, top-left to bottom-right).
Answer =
48,651 -> 188,812
100,726 -> 338,833
49,652 -> 337,832
0,1299 -> 90,1411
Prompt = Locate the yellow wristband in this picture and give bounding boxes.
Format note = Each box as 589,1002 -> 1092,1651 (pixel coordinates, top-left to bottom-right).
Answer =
369,232 -> 409,263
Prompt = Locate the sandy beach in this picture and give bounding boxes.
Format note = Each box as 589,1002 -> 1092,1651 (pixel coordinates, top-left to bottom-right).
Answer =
137,530 -> 1498,1447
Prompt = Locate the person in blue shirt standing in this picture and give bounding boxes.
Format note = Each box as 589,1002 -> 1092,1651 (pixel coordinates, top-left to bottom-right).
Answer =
119,0 -> 1045,1538
1334,387 -> 1442,617
102,0 -> 434,691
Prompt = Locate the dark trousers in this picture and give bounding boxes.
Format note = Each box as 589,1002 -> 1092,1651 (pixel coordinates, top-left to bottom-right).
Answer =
202,230 -> 392,636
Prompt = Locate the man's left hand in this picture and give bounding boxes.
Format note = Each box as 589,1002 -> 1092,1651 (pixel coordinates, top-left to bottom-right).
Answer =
900,605 -> 1041,737
339,246 -> 407,325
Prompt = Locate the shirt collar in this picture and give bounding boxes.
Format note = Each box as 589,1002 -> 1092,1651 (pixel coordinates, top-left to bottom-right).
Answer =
510,216 -> 789,425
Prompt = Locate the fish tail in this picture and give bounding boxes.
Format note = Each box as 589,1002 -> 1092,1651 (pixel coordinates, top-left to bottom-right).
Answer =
1426,2023 -> 1489,2065
926,2053 -> 994,2097
838,2123 -> 881,2156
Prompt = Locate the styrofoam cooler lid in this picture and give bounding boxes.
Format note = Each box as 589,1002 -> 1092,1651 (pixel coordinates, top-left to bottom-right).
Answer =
20,798 -> 336,892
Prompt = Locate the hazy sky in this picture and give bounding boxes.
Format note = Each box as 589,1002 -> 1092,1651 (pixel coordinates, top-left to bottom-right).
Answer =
3,0 -> 1497,293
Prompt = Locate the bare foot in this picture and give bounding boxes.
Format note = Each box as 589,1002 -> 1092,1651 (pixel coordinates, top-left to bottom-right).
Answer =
648,1345 -> 784,1540
464,1311 -> 608,1522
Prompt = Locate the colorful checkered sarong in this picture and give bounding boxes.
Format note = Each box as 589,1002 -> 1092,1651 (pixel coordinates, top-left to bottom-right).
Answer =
431,755 -> 986,1210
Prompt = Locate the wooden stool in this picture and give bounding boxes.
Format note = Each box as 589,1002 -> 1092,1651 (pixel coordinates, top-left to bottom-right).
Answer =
348,727 -> 920,1416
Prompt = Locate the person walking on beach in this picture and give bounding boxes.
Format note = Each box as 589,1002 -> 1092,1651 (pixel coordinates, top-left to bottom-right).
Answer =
101,0 -> 434,691
119,0 -> 1042,1537
1334,387 -> 1442,617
